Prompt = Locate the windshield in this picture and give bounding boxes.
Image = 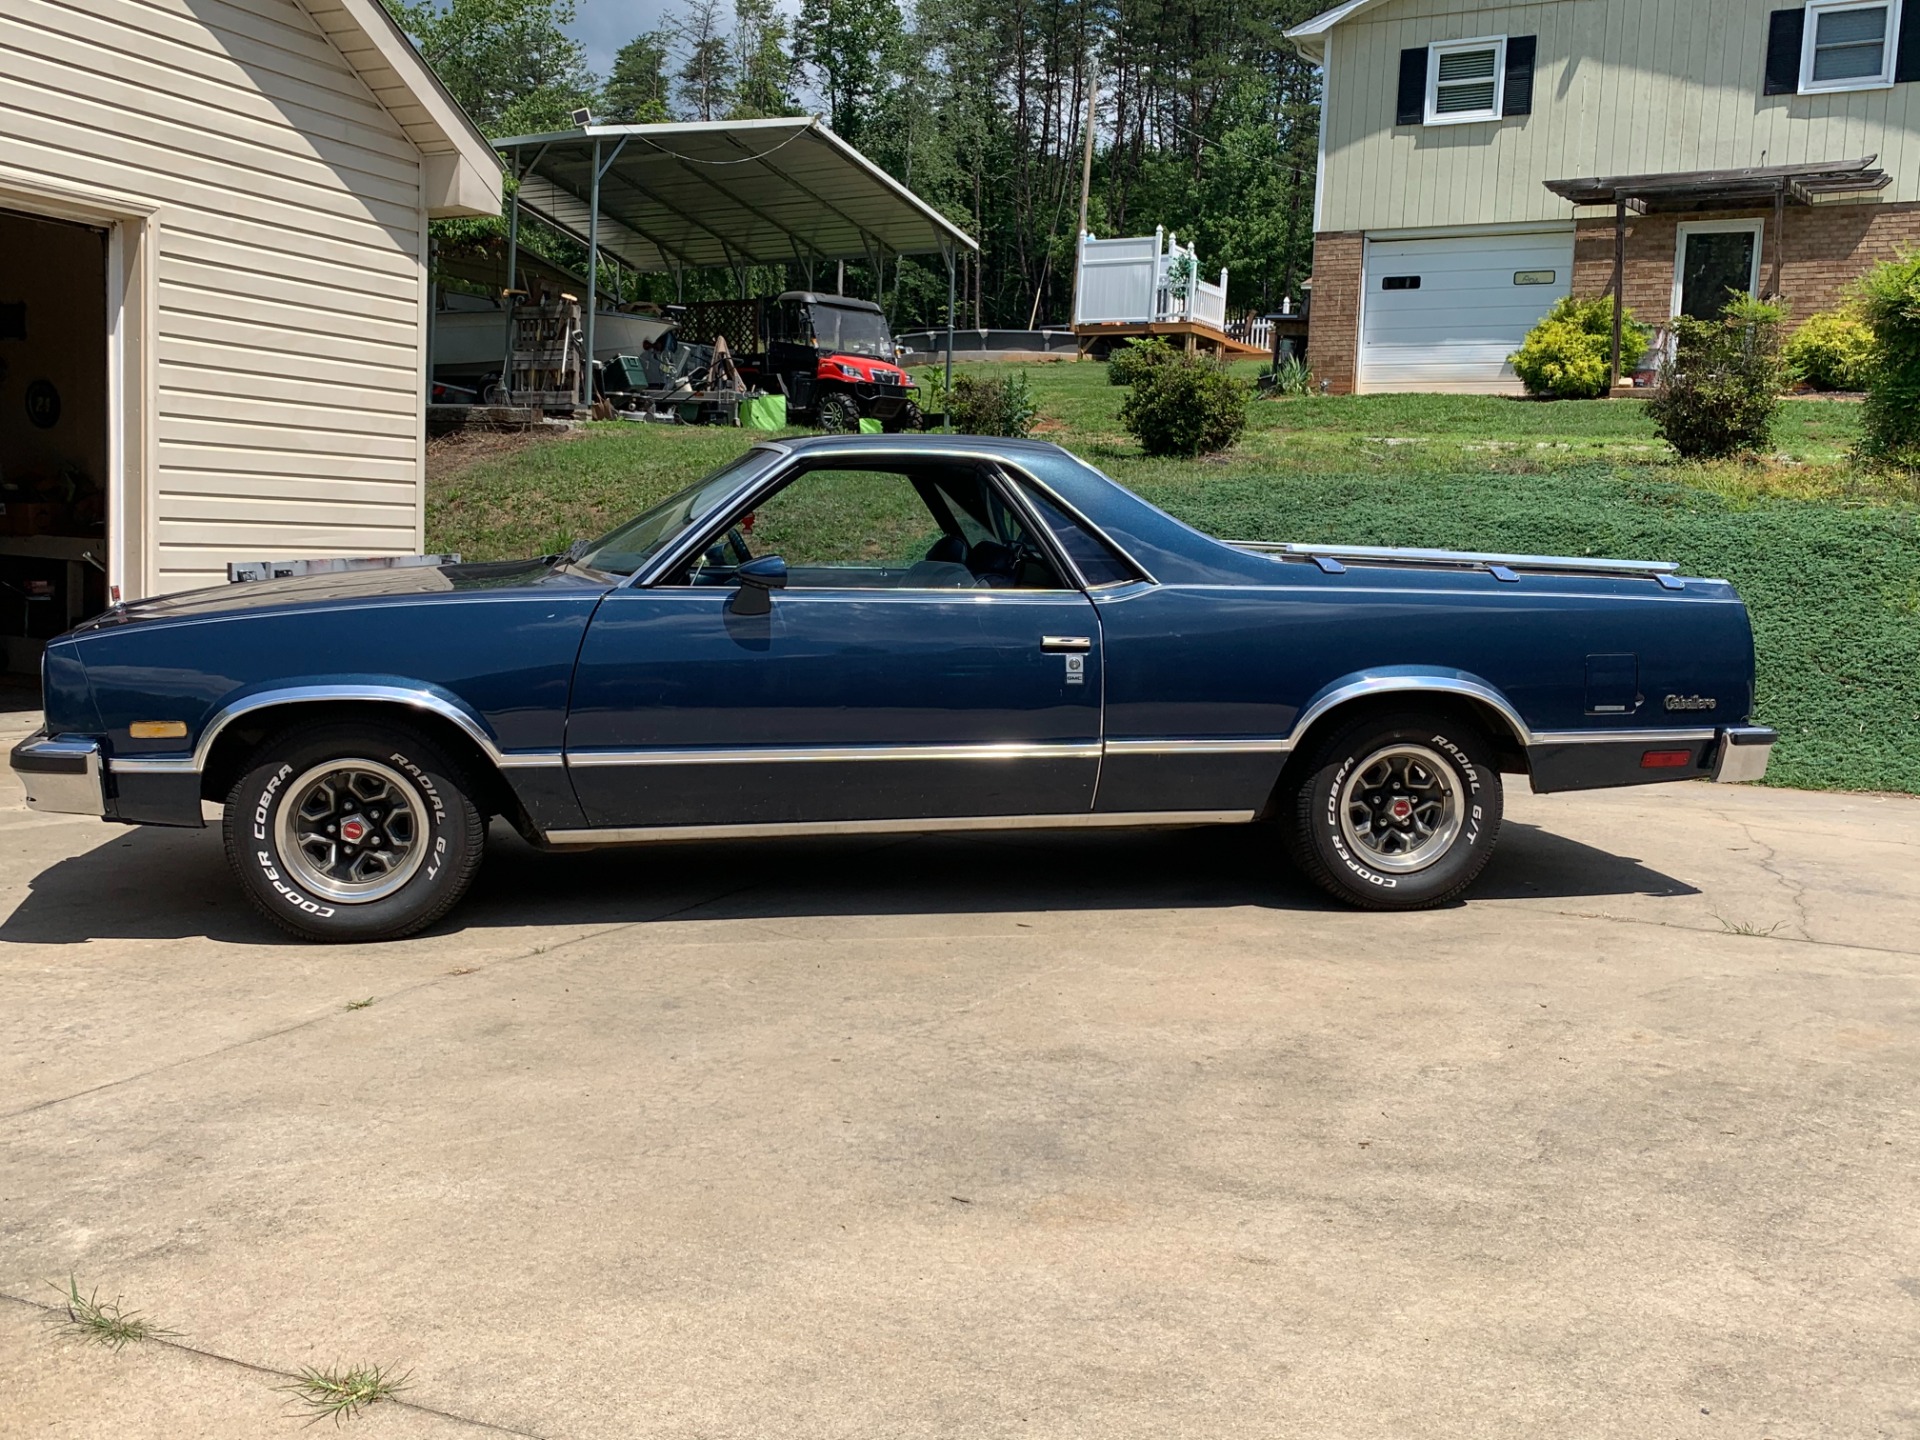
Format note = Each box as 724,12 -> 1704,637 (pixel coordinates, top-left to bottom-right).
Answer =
574,448 -> 783,576
812,304 -> 894,358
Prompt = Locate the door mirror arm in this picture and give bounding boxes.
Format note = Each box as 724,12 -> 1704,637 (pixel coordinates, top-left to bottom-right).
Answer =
727,554 -> 788,616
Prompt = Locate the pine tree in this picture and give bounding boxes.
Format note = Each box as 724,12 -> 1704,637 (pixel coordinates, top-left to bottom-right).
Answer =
604,31 -> 674,123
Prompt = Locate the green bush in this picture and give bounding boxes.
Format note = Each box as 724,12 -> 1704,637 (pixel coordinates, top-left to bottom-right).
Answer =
938,370 -> 1037,438
1509,295 -> 1651,399
1120,354 -> 1249,456
1783,307 -> 1876,391
1853,251 -> 1920,466
1107,337 -> 1174,386
1645,295 -> 1786,459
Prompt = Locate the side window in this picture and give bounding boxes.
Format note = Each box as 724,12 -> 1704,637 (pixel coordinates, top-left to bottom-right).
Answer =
1012,480 -> 1141,588
684,464 -> 1069,591
737,468 -> 942,578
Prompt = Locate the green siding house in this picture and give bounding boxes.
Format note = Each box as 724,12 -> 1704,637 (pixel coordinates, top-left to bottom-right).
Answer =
1288,0 -> 1920,392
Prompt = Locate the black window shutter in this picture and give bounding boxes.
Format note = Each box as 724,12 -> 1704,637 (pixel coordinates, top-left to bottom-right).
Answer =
1396,47 -> 1427,125
1897,0 -> 1920,81
1503,35 -> 1538,114
1764,8 -> 1805,95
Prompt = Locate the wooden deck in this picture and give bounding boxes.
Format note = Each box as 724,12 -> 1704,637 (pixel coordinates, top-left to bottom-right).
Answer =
1072,319 -> 1269,358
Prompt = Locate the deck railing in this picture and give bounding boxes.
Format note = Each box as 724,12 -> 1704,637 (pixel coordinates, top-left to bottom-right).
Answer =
1073,228 -> 1231,333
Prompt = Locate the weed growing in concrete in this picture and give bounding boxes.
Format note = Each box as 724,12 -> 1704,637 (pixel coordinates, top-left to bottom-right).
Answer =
279,1362 -> 411,1424
1716,915 -> 1786,937
50,1276 -> 177,1351
344,997 -> 375,1010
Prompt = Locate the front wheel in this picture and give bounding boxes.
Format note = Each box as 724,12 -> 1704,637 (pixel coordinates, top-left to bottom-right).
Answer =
815,391 -> 861,432
1282,710 -> 1503,910
222,722 -> 486,941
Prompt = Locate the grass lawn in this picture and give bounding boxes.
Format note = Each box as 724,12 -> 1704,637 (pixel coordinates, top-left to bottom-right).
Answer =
428,363 -> 1920,795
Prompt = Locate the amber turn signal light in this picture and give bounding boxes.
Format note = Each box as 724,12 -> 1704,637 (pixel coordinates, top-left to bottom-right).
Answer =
129,721 -> 188,740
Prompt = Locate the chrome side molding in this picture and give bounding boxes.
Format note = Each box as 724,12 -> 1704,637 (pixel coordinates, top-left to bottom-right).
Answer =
544,810 -> 1257,846
105,685 -> 566,776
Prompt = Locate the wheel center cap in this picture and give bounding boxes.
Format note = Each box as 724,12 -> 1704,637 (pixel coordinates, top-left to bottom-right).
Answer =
1388,798 -> 1413,823
339,815 -> 371,845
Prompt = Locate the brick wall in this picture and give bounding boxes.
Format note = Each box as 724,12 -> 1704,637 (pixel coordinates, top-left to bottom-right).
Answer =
1573,200 -> 1920,338
1305,230 -> 1363,394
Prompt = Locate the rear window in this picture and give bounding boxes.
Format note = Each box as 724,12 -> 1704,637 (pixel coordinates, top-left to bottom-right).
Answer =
1015,481 -> 1140,587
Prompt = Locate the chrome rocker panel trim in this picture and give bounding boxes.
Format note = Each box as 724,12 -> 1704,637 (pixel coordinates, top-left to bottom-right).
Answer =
10,732 -> 105,816
565,741 -> 1102,768
544,810 -> 1257,846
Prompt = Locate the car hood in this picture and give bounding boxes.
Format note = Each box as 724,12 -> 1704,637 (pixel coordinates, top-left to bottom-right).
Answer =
76,557 -> 608,629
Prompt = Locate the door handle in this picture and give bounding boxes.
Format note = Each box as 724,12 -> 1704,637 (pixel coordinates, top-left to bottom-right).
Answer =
1041,635 -> 1092,652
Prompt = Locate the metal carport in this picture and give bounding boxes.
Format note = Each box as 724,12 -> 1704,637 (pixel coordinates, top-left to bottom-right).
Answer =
490,118 -> 978,398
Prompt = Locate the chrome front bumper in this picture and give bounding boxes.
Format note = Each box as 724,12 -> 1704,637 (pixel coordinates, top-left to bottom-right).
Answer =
10,730 -> 107,816
1712,725 -> 1778,784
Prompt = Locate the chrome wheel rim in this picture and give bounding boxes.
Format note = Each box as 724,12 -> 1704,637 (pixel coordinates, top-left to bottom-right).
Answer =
1337,744 -> 1461,874
275,759 -> 428,904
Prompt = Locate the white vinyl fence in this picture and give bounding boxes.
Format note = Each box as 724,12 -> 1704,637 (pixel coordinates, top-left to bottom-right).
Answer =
1073,228 -> 1231,331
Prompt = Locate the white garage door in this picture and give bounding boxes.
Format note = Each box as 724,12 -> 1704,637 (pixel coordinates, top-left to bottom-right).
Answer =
1359,228 -> 1574,393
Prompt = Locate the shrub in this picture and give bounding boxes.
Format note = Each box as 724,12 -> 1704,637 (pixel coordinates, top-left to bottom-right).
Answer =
1645,295 -> 1786,459
1107,337 -> 1174,386
1120,354 -> 1249,456
939,370 -> 1036,438
1782,307 -> 1876,391
1509,295 -> 1650,398
1852,251 -> 1920,467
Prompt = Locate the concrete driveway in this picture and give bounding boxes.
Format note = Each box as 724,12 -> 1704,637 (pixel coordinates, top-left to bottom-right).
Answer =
1,702 -> 1916,1439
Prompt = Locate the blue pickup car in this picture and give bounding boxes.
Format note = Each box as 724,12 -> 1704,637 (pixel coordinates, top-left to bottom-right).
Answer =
11,435 -> 1774,940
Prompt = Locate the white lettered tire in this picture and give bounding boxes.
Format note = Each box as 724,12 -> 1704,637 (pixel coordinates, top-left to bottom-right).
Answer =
222,721 -> 486,942
1284,710 -> 1504,910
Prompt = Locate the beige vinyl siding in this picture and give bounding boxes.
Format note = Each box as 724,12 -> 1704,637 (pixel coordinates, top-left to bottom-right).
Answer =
0,0 -> 426,593
1321,0 -> 1920,233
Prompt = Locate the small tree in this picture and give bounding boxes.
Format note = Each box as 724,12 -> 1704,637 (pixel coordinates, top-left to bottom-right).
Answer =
1510,295 -> 1650,399
1120,355 -> 1249,456
1646,295 -> 1787,459
1852,251 -> 1920,467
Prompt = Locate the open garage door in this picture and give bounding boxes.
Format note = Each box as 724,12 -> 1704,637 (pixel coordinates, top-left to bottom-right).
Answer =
1359,228 -> 1574,393
0,208 -> 110,686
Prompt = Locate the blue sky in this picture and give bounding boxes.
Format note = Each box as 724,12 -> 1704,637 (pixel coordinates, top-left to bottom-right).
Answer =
568,0 -> 675,73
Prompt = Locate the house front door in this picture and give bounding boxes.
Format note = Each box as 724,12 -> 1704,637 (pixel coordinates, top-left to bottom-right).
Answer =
1676,225 -> 1760,320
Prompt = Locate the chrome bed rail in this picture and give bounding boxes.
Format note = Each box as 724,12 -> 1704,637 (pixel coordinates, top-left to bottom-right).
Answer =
1232,541 -> 1683,583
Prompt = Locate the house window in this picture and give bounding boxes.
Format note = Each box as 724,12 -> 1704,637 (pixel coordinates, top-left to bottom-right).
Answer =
1801,0 -> 1898,91
1427,37 -> 1507,123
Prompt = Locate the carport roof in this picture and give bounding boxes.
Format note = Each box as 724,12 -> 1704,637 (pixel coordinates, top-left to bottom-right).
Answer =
491,118 -> 977,273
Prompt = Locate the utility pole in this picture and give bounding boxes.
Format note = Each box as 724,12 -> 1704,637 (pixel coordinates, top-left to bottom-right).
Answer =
1070,67 -> 1099,340
1076,68 -> 1099,241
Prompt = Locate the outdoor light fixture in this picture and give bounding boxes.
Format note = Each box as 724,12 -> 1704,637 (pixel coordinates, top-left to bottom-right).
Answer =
571,107 -> 594,126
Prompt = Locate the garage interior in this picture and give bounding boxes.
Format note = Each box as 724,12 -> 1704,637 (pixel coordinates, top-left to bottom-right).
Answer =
0,208 -> 110,690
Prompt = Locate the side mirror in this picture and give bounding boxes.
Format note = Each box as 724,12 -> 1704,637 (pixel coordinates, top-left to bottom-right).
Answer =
727,553 -> 788,615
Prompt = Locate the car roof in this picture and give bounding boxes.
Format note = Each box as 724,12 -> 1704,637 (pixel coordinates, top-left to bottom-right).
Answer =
769,433 -> 1072,459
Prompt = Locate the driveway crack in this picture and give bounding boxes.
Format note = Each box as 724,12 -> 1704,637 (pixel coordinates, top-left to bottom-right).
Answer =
0,1291 -> 548,1437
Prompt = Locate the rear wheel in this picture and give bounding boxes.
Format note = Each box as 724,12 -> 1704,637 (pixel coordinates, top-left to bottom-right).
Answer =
1283,710 -> 1503,910
222,721 -> 486,941
815,391 -> 861,432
